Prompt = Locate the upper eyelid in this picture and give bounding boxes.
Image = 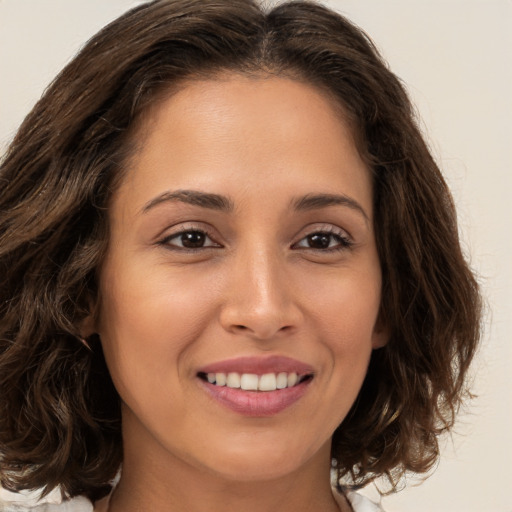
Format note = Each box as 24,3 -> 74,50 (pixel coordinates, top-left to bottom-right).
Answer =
156,222 -> 353,245
157,224 -> 222,247
293,223 -> 352,241
293,231 -> 352,249
158,222 -> 217,238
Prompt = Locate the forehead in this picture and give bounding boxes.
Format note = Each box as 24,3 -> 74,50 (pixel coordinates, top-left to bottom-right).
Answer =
138,73 -> 354,147
116,74 -> 372,217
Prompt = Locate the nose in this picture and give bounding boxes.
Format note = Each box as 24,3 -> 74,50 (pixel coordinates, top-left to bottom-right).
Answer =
219,245 -> 303,341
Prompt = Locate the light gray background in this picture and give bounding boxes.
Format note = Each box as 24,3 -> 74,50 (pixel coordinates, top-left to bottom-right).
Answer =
1,1 -> 511,511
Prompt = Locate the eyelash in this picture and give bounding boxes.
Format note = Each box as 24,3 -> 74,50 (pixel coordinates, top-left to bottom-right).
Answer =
158,227 -> 220,251
292,227 -> 353,252
157,226 -> 353,252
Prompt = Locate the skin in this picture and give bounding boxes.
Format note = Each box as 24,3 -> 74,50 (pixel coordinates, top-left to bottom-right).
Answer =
89,74 -> 387,512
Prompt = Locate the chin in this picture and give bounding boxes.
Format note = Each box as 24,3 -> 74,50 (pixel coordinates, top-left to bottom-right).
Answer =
192,435 -> 327,482
207,456 -> 306,483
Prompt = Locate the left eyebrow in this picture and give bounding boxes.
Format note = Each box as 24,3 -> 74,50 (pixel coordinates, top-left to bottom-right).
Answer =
141,189 -> 234,214
292,193 -> 369,222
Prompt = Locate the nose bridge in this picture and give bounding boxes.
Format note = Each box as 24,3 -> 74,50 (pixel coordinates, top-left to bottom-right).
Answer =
220,238 -> 299,338
246,244 -> 282,308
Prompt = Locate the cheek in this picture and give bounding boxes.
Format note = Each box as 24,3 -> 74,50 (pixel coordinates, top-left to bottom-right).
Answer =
96,262 -> 218,401
301,265 -> 381,390
99,257 -> 218,340
303,265 -> 382,339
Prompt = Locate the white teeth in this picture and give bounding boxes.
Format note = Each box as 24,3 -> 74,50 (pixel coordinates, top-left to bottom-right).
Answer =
276,372 -> 288,389
240,373 -> 259,390
226,372 -> 241,388
259,373 -> 277,391
205,371 -> 306,391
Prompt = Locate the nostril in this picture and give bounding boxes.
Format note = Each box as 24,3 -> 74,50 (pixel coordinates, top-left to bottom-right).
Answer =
234,325 -> 248,331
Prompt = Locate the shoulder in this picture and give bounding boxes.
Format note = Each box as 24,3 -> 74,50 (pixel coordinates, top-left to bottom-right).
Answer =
0,488 -> 93,512
332,487 -> 386,512
2,486 -> 386,512
346,490 -> 386,511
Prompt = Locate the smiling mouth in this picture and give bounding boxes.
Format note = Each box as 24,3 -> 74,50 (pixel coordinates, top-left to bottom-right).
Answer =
198,371 -> 313,391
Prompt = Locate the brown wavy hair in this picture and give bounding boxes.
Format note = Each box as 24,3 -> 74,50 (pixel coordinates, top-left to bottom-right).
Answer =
0,0 -> 481,501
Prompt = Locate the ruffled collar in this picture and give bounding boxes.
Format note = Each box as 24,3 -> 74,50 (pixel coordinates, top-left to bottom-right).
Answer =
0,485 -> 384,512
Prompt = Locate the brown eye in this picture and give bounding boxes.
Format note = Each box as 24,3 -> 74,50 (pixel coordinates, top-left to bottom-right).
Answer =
180,231 -> 206,248
294,230 -> 352,251
160,229 -> 219,250
307,233 -> 332,249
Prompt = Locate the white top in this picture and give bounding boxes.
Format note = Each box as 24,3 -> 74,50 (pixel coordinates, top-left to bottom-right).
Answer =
0,486 -> 384,511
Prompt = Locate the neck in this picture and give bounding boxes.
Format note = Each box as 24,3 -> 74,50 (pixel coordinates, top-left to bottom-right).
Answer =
106,424 -> 344,512
109,472 -> 343,512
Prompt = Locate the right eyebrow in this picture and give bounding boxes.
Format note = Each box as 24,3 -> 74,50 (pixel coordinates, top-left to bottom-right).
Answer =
292,192 -> 369,223
141,189 -> 234,214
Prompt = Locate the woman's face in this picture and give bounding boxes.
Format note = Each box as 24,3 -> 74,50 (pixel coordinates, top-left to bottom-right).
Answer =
94,75 -> 386,482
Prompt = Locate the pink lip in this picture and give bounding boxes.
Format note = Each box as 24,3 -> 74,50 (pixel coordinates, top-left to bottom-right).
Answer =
200,379 -> 312,417
197,355 -> 314,376
197,356 -> 314,417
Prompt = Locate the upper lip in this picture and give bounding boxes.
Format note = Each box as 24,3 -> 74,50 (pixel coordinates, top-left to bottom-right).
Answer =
197,355 -> 314,376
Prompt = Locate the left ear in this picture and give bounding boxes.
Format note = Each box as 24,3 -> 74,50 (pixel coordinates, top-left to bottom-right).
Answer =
371,312 -> 390,349
80,313 -> 97,340
79,295 -> 100,340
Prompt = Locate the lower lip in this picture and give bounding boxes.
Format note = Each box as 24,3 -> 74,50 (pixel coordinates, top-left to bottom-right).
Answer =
200,379 -> 311,417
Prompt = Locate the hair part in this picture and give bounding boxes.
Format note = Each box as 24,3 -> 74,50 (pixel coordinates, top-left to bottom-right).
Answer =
0,0 -> 481,500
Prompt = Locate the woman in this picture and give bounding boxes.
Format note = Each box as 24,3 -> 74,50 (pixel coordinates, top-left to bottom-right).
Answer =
0,1 -> 481,511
